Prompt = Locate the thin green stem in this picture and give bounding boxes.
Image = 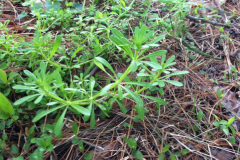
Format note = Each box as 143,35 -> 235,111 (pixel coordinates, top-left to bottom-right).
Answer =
110,0 -> 137,28
71,65 -> 131,105
136,70 -> 163,94
39,50 -> 69,69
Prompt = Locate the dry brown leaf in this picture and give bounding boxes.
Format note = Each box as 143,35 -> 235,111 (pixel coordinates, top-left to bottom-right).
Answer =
211,148 -> 235,160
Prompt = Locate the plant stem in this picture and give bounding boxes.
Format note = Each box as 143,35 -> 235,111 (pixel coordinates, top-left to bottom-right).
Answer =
136,70 -> 163,94
71,65 -> 131,105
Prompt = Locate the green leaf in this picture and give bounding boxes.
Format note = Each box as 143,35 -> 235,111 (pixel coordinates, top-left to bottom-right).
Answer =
165,56 -> 175,65
143,31 -> 154,43
197,110 -> 203,121
149,55 -> 158,64
0,69 -> 7,84
116,99 -> 127,114
12,156 -> 24,160
163,80 -> 183,86
164,62 -> 176,68
219,120 -> 227,125
72,3 -> 83,11
130,60 -> 138,72
34,95 -> 44,104
151,35 -> 165,44
122,86 -> 143,106
158,153 -> 165,160
54,108 -> 67,138
24,70 -> 38,82
83,103 -> 92,122
46,102 -> 59,105
123,122 -> 133,128
90,109 -> 95,128
123,137 -> 137,150
133,116 -> 139,122
132,150 -> 143,160
96,103 -> 107,111
170,153 -> 176,160
227,116 -> 235,127
223,128 -> 229,135
94,59 -> 106,72
8,72 -> 19,81
229,136 -> 236,144
216,88 -> 222,98
181,149 -> 189,154
120,37 -> 133,47
45,0 -> 61,11
137,73 -> 150,77
16,11 -> 27,19
29,126 -> 35,134
162,145 -> 170,153
6,119 -> 13,127
45,66 -> 61,83
141,61 -> 162,70
158,81 -> 165,87
95,57 -> 116,76
90,77 -> 95,96
78,140 -> 84,151
72,122 -> 78,135
0,121 -> 6,130
193,124 -> 199,131
100,83 -> 114,96
84,152 -> 93,160
140,95 -> 167,106
123,82 -> 153,88
213,121 -> 219,128
29,148 -> 43,160
0,92 -> 14,119
40,62 -> 47,79
71,105 -> 90,116
135,104 -> 144,120
214,114 -> 219,121
72,136 -> 79,144
32,138 -> 45,148
160,71 -> 189,79
161,55 -> 166,65
229,126 -> 236,135
13,85 -> 38,91
140,50 -> 167,60
2,133 -> 7,140
175,151 -> 182,157
14,94 -> 40,105
118,85 -> 123,100
112,28 -> 125,38
134,27 -> 140,41
49,35 -> 62,59
32,105 -> 63,122
11,145 -> 18,154
110,36 -> 133,58
71,46 -> 84,61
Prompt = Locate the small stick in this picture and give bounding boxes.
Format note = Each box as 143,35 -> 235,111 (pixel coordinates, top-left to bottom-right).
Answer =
186,15 -> 230,28
3,66 -> 28,72
168,34 -> 224,61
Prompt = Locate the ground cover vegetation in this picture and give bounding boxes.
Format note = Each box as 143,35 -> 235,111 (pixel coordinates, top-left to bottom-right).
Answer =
0,0 -> 240,159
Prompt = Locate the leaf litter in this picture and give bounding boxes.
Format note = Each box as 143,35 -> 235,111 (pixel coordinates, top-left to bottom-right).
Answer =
1,0 -> 240,159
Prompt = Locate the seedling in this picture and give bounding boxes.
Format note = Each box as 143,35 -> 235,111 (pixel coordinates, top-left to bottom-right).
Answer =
123,137 -> 143,160
213,115 -> 236,139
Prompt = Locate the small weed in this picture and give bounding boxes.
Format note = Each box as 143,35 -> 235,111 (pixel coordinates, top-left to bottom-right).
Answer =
1,0 -> 238,159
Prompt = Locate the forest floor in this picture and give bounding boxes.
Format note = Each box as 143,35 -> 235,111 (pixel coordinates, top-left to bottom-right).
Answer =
1,0 -> 240,160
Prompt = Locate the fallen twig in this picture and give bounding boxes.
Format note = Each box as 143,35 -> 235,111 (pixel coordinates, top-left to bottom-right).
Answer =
3,66 -> 28,72
186,15 -> 230,28
168,34 -> 224,61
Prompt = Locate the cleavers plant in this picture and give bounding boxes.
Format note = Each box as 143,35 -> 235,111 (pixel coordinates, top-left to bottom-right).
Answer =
12,25 -> 189,138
